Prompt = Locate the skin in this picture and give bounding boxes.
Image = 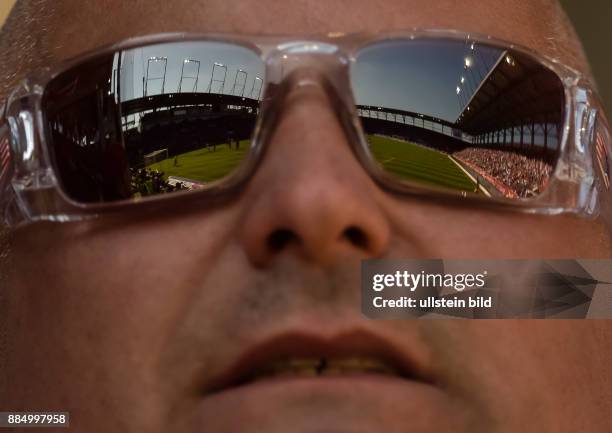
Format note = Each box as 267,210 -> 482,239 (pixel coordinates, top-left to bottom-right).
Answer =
1,0 -> 612,432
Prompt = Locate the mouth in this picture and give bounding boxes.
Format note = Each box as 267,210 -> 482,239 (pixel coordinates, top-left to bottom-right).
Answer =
250,356 -> 399,379
203,330 -> 431,395
195,331 -> 454,433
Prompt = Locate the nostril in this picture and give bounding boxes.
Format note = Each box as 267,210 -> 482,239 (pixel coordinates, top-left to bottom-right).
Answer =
343,226 -> 369,249
268,229 -> 299,252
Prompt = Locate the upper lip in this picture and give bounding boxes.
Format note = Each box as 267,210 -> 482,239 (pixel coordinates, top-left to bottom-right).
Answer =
202,329 -> 434,395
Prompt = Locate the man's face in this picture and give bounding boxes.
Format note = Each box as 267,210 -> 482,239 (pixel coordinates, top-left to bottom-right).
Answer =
1,0 -> 611,432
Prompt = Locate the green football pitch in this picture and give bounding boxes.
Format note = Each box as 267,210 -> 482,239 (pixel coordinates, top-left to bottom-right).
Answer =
368,135 -> 477,192
147,136 -> 477,193
147,141 -> 249,183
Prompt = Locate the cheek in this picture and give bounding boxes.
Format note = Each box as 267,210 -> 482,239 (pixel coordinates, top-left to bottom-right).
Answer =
381,196 -> 611,259
424,321 -> 612,431
0,206 -> 241,415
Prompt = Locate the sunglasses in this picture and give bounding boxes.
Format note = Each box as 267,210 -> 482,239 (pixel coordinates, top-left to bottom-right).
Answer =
0,30 -> 610,227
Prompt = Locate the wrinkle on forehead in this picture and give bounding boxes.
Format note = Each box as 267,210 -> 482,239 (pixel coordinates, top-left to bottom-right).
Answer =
0,0 -> 592,100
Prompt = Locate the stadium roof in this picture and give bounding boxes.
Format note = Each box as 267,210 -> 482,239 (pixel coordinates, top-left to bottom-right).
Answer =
454,51 -> 564,135
121,92 -> 260,116
44,54 -> 115,115
356,104 -> 457,130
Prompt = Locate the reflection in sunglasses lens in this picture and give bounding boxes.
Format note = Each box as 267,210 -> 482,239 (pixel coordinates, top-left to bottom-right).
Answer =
351,39 -> 564,199
43,41 -> 265,203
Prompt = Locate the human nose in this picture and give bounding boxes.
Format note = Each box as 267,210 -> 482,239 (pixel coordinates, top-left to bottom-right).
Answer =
239,77 -> 391,267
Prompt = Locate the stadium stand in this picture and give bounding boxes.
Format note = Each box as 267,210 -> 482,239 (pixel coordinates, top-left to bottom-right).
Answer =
453,147 -> 552,197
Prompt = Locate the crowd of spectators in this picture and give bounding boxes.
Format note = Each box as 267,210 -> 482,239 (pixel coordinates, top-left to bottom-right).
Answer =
130,168 -> 186,197
453,147 -> 553,198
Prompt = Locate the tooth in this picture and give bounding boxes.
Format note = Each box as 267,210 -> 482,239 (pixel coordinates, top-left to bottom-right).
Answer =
323,357 -> 397,375
319,367 -> 344,376
328,357 -> 373,368
251,357 -> 399,381
254,358 -> 321,379
284,359 -> 321,370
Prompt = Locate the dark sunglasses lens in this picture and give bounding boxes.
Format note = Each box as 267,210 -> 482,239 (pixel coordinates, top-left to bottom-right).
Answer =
43,41 -> 265,203
351,39 -> 565,199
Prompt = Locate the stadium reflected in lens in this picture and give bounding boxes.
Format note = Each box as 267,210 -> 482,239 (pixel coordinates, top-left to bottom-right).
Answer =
351,39 -> 565,199
43,41 -> 264,203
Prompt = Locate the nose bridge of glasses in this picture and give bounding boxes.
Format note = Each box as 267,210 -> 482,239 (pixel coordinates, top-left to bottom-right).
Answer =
251,47 -> 364,175
263,45 -> 354,118
268,42 -> 349,85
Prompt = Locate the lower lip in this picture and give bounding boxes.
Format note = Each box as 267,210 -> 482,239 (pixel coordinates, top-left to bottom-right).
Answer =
195,374 -> 462,433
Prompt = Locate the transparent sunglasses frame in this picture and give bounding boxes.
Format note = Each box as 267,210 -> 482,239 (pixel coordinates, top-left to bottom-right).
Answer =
0,29 -> 610,227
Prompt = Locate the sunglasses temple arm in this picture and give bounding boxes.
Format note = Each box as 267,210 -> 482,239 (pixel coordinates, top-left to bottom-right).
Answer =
594,109 -> 612,219
0,120 -> 19,226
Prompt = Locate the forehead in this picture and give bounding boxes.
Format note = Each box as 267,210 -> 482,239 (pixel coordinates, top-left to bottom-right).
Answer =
35,0 -> 581,61
0,0 -> 588,101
